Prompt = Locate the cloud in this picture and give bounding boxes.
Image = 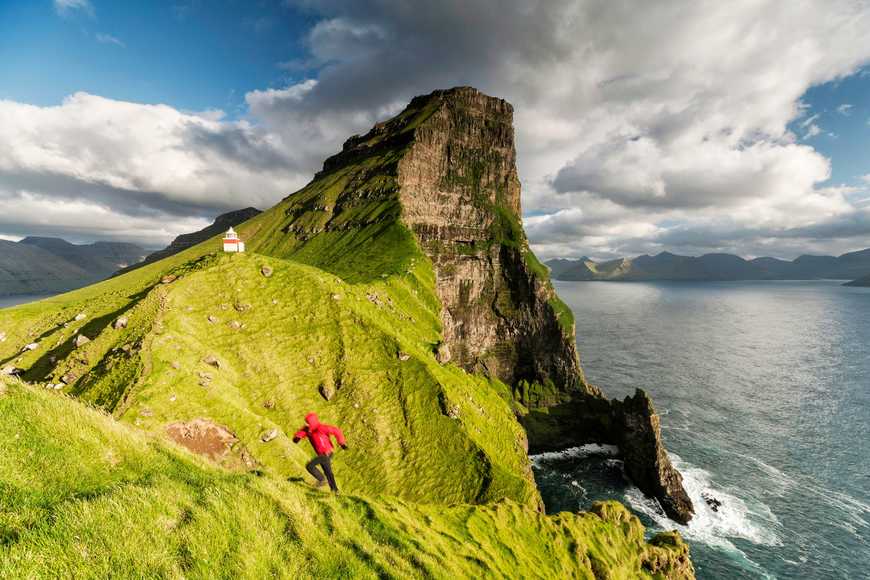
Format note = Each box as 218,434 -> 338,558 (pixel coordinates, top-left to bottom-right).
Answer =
0,93 -> 310,245
836,103 -> 853,115
11,0 -> 870,258
96,33 -> 125,48
54,0 -> 93,17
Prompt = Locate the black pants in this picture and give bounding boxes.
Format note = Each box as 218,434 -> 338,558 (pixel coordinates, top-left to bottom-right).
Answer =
306,453 -> 337,491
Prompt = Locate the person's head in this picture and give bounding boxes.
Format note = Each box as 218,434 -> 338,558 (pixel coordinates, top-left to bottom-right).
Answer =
305,412 -> 320,428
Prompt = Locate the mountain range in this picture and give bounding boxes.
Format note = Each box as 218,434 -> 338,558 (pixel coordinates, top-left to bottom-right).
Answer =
1,210 -> 261,297
547,249 -> 870,283
0,237 -> 146,296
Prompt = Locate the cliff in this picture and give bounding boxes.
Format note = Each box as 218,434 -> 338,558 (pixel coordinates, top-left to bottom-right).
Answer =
244,86 -> 692,522
0,240 -> 94,296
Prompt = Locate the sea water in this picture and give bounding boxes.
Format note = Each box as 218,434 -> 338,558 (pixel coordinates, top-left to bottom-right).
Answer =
533,280 -> 870,579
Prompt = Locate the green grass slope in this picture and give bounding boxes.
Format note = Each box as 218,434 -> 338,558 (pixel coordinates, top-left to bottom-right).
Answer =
1,378 -> 692,578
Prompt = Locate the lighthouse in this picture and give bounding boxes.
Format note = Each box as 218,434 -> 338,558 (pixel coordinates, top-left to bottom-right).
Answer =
223,227 -> 245,253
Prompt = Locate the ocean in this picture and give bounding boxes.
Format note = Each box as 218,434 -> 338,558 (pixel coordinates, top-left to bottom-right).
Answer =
533,280 -> 870,579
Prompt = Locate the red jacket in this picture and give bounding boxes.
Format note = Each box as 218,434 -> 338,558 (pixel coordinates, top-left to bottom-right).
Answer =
294,412 -> 346,455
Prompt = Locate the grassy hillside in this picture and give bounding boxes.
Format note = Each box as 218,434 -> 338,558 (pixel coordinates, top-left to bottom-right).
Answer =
1,377 -> 692,578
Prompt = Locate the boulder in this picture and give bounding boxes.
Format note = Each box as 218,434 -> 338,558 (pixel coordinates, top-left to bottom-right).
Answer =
234,302 -> 252,312
1,365 -> 23,376
113,316 -> 129,330
74,313 -> 87,321
260,428 -> 279,443
228,320 -> 242,330
0,331 -> 7,342
319,380 -> 336,401
60,372 -> 77,384
160,274 -> 177,284
22,342 -> 39,352
263,399 -> 275,409
207,315 -> 218,324
202,355 -> 221,368
398,351 -> 410,361
74,334 -> 91,348
260,265 -> 273,278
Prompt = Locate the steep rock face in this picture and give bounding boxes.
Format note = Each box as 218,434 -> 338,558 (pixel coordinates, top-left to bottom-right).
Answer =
395,88 -> 585,392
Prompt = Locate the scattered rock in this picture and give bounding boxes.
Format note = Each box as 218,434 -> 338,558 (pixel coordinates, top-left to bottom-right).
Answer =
366,292 -> 383,306
74,313 -> 87,321
447,404 -> 461,419
171,361 -> 181,370
435,342 -> 451,364
74,334 -> 91,348
1,365 -> 23,376
702,492 -> 723,512
263,399 -> 275,409
207,315 -> 218,324
234,302 -> 252,312
53,384 -> 63,390
260,265 -> 273,278
319,380 -> 336,401
398,351 -> 410,361
197,371 -> 212,381
113,316 -> 128,330
260,428 -> 279,443
160,274 -> 177,284
60,372 -> 77,384
228,320 -> 242,330
202,355 -> 221,369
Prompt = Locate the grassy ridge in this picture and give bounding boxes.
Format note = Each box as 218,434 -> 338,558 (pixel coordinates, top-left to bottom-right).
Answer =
0,378 -> 693,578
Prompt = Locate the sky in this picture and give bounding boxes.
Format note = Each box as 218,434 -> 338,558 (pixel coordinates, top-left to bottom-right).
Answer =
1,0 -> 869,259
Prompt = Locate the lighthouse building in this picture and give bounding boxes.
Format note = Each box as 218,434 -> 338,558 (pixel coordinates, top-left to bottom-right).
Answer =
223,227 -> 245,253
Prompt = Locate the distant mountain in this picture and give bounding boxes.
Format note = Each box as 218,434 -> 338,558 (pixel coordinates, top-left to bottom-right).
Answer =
124,207 -> 261,272
20,237 -> 146,278
845,273 -> 870,287
0,240 -> 94,296
546,249 -> 870,282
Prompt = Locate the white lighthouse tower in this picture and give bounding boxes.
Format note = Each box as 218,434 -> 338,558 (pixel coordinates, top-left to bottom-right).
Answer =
223,227 -> 245,253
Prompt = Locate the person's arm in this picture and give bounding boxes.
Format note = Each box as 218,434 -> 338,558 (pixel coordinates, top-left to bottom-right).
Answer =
292,426 -> 308,444
329,425 -> 347,449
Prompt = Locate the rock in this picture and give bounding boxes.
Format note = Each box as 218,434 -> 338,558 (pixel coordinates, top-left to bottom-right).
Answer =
60,372 -> 77,384
615,389 -> 694,524
166,419 -> 256,469
398,352 -> 410,361
234,302 -> 252,312
207,315 -> 218,324
202,355 -> 221,369
331,293 -> 342,301
74,313 -> 87,321
263,399 -> 275,409
22,342 -> 39,352
435,342 -> 451,364
113,316 -> 128,330
140,408 -> 153,417
160,274 -> 177,284
447,404 -> 460,419
260,428 -> 278,443
1,365 -> 23,376
169,394 -> 177,402
271,299 -> 278,305
53,383 -> 63,390
121,343 -> 133,353
74,334 -> 91,348
702,492 -> 722,512
197,371 -> 212,381
260,265 -> 273,278
228,320 -> 242,330
171,361 -> 181,370
319,381 -> 336,401
0,331 -> 6,342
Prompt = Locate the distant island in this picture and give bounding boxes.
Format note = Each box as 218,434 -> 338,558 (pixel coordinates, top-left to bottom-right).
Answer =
546,249 -> 870,283
845,273 -> 870,287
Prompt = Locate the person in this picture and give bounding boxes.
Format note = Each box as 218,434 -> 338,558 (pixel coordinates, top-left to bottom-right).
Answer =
292,412 -> 347,492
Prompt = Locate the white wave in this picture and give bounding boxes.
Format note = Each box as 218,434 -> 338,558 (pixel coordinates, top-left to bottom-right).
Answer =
530,444 -> 619,466
624,453 -> 782,553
